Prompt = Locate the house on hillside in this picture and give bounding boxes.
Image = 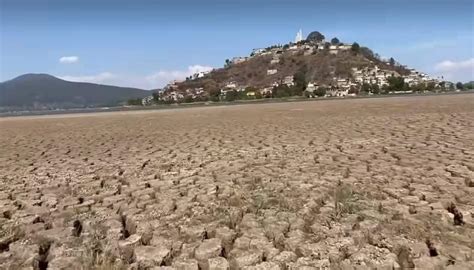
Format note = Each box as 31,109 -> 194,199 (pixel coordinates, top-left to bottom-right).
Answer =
191,71 -> 211,80
225,81 -> 237,89
251,48 -> 266,56
306,82 -> 319,93
339,44 -> 352,50
260,87 -> 273,97
283,76 -> 295,86
267,69 -> 278,75
327,87 -> 349,97
270,56 -> 280,64
141,95 -> 154,105
231,57 -> 248,64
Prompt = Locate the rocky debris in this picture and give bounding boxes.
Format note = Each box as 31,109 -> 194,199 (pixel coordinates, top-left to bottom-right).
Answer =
425,239 -> 438,257
446,202 -> 464,226
229,250 -> 263,269
134,245 -> 172,268
272,251 -> 297,268
71,220 -> 82,237
396,245 -> 415,268
208,257 -> 230,270
194,238 -> 223,268
214,227 -> 236,256
118,234 -> 142,262
243,261 -> 281,270
173,258 -> 199,270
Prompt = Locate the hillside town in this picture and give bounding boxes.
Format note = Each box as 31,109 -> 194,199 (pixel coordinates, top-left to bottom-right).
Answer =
140,30 -> 458,105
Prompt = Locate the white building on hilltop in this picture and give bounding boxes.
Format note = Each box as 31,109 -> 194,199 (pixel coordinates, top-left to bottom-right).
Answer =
295,29 -> 303,43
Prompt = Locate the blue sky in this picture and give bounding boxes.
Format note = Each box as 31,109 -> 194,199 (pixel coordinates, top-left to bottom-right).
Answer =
1,0 -> 473,89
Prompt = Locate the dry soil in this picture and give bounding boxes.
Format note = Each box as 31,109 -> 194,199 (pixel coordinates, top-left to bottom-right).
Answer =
0,94 -> 473,269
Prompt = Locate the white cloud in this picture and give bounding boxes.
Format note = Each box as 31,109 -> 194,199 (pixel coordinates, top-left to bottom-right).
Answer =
145,65 -> 214,87
433,58 -> 474,82
59,56 -> 79,64
57,65 -> 214,89
435,58 -> 474,72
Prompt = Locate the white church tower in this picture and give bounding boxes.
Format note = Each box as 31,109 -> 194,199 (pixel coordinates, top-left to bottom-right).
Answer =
295,29 -> 303,43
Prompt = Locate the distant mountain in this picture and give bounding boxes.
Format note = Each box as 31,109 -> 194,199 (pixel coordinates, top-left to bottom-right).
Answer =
0,74 -> 149,110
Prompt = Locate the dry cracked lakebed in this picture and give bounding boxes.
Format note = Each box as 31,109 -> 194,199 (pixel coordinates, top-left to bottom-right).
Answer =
0,94 -> 473,269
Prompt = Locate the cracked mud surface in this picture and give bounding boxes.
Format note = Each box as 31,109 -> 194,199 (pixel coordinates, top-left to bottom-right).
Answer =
1,94 -> 473,269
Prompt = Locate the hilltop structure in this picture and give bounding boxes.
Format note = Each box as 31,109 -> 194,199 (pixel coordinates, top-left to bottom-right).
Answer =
295,29 -> 303,43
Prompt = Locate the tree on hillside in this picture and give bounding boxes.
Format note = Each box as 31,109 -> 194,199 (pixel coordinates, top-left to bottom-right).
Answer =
360,83 -> 371,93
387,76 -> 405,91
412,83 -> 425,92
449,83 -> 455,91
331,37 -> 340,45
456,82 -> 464,90
127,98 -> 142,106
360,47 -> 375,60
389,57 -> 396,66
272,85 -> 291,98
225,59 -> 231,67
306,31 -> 325,43
351,42 -> 360,54
465,82 -> 474,89
370,83 -> 380,94
293,66 -> 308,95
152,92 -> 160,103
426,82 -> 436,91
184,95 -> 194,103
225,90 -> 238,102
314,87 -> 327,97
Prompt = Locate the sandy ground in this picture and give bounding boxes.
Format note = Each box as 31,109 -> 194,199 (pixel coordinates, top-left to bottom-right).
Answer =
0,94 -> 473,269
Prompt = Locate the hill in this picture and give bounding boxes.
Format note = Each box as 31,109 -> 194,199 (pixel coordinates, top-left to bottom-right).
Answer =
0,74 -> 149,110
161,35 -> 414,102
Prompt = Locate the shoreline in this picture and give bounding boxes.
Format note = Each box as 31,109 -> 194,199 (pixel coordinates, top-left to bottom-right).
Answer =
1,90 -> 473,119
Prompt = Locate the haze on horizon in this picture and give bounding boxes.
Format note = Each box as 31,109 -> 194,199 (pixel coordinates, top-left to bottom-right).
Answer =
1,0 -> 473,89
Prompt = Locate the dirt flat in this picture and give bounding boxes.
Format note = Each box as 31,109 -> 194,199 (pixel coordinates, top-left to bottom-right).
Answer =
1,94 -> 473,269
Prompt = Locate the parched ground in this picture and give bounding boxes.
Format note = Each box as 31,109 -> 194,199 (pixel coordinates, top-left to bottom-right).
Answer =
0,94 -> 473,270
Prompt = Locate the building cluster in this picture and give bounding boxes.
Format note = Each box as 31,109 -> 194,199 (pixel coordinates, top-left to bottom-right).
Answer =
140,30 -> 444,104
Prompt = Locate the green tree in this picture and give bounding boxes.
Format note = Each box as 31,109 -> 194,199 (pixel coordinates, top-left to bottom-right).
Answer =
389,57 -> 395,66
225,90 -> 239,101
456,82 -> 464,90
351,42 -> 360,54
314,87 -> 327,97
209,88 -> 221,102
306,31 -> 325,43
292,66 -> 307,96
449,83 -> 455,91
426,82 -> 436,91
403,83 -> 411,92
272,85 -> 291,98
412,83 -> 425,92
152,92 -> 160,103
183,95 -> 194,103
360,83 -> 371,93
127,98 -> 142,106
225,59 -> 231,67
387,76 -> 405,91
370,84 -> 380,94
331,37 -> 340,45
